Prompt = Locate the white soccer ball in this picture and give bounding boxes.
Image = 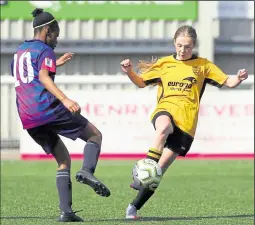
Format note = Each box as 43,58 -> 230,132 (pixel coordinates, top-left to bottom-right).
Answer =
132,159 -> 162,191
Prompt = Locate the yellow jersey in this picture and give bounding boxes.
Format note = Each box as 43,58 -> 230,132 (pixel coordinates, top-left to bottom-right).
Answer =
141,54 -> 229,137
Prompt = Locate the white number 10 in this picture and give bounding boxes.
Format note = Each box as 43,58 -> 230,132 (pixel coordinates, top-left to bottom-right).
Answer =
13,52 -> 35,87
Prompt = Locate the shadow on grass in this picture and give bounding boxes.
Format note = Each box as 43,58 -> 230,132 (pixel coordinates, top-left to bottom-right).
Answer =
119,214 -> 255,222
0,216 -> 55,220
1,214 -> 254,222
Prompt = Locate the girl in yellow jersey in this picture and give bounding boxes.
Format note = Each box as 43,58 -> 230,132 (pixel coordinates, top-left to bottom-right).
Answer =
120,25 -> 249,219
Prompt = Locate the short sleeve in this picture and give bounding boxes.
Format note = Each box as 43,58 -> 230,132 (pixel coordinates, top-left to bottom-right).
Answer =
204,60 -> 228,88
140,62 -> 161,86
38,48 -> 57,74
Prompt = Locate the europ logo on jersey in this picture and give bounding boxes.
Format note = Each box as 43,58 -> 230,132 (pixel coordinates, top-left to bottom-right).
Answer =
168,77 -> 197,92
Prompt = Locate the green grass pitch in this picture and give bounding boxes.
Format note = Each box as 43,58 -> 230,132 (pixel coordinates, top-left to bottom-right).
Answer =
1,160 -> 254,225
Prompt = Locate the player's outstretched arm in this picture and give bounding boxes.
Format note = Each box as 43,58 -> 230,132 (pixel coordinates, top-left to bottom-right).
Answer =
126,70 -> 146,88
223,69 -> 248,88
39,69 -> 80,113
120,59 -> 146,88
56,52 -> 74,67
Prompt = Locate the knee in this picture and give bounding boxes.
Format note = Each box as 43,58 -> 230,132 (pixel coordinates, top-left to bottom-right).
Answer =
87,129 -> 102,146
155,124 -> 173,141
92,129 -> 102,143
96,129 -> 102,141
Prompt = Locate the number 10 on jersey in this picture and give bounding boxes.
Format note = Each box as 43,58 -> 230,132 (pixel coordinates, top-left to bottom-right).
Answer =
13,52 -> 35,87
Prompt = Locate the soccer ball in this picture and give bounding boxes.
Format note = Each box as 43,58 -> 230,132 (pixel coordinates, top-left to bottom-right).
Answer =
132,159 -> 162,191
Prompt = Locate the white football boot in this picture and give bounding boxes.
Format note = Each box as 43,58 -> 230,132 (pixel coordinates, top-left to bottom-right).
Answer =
126,204 -> 138,219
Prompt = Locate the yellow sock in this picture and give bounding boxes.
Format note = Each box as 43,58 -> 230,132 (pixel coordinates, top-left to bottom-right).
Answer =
146,148 -> 162,162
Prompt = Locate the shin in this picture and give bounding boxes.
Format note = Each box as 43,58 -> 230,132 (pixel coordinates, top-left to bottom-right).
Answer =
52,139 -> 72,212
79,122 -> 102,173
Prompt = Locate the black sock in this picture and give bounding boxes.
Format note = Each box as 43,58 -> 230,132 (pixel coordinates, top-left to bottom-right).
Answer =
82,140 -> 101,173
68,181 -> 72,208
131,188 -> 155,210
56,169 -> 72,212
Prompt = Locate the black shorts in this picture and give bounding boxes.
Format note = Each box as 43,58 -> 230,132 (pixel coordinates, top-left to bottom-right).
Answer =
27,110 -> 88,155
151,111 -> 194,157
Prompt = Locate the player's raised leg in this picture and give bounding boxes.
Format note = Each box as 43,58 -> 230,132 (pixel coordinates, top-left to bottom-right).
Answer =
127,114 -> 174,219
130,114 -> 172,191
76,121 -> 110,197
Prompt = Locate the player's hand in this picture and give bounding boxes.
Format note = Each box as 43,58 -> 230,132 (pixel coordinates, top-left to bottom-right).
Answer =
61,98 -> 81,114
56,52 -> 74,67
237,68 -> 248,81
120,59 -> 133,74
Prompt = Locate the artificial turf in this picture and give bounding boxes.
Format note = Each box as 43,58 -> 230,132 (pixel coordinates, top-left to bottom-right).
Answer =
1,160 -> 254,225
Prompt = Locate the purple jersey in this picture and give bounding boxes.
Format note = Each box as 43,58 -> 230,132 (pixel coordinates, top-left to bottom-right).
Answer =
11,39 -> 65,129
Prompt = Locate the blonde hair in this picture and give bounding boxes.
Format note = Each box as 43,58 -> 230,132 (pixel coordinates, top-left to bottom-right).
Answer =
136,25 -> 197,74
136,57 -> 158,74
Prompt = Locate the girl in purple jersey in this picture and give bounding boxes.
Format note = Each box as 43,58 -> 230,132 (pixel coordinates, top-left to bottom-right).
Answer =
11,8 -> 110,222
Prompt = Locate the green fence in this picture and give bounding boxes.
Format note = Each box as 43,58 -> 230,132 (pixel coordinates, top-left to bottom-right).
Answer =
1,1 -> 198,20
